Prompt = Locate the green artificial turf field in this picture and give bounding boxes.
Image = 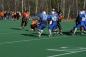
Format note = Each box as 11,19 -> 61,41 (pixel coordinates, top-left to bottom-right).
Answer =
0,19 -> 86,57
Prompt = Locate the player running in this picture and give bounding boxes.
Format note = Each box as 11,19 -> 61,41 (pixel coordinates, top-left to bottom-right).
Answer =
37,11 -> 48,37
48,9 -> 59,37
21,10 -> 30,29
71,10 -> 86,34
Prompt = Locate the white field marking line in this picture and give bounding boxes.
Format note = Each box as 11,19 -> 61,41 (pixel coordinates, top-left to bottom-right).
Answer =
48,50 -> 86,57
0,37 -> 60,45
0,38 -> 48,45
79,47 -> 86,49
47,48 -> 86,53
0,32 -> 21,34
60,47 -> 68,49
48,49 -> 67,52
0,32 -> 12,34
48,48 -> 86,51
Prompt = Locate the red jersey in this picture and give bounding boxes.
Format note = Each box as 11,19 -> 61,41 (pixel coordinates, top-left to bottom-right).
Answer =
22,12 -> 30,18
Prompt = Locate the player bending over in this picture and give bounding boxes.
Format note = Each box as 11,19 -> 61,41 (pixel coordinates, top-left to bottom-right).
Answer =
30,16 -> 39,31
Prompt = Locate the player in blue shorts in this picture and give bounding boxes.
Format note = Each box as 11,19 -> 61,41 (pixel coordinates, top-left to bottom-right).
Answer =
48,9 -> 59,37
72,10 -> 86,34
38,11 -> 48,37
83,12 -> 86,31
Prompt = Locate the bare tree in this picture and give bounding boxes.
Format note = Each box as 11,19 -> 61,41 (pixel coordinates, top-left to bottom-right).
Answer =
83,0 -> 86,9
35,0 -> 38,14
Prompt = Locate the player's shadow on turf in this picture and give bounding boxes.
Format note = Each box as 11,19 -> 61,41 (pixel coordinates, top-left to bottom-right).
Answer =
10,28 -> 21,30
42,33 -> 48,36
21,34 -> 38,37
21,33 -> 48,37
63,32 -> 71,35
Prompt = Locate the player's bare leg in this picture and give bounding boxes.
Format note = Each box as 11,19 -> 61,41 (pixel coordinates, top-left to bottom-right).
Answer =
49,29 -> 52,37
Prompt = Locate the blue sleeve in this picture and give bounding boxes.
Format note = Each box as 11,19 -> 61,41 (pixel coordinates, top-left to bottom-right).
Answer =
47,15 -> 52,20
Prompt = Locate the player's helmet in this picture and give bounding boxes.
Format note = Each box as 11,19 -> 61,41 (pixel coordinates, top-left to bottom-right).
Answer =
42,11 -> 46,14
52,9 -> 55,11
